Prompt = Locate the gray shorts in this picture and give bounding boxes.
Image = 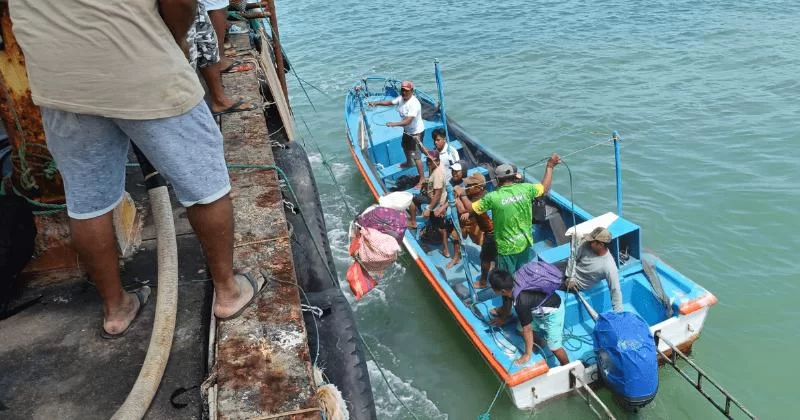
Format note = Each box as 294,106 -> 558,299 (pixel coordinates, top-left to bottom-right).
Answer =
42,101 -> 231,219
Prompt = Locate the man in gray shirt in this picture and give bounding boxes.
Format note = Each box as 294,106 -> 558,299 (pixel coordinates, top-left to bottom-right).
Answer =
566,227 -> 623,312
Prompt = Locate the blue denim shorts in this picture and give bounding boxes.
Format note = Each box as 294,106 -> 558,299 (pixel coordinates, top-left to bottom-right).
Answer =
532,302 -> 566,350
42,101 -> 230,219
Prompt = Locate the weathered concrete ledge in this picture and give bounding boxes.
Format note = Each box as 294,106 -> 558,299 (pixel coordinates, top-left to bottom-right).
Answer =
209,28 -> 319,420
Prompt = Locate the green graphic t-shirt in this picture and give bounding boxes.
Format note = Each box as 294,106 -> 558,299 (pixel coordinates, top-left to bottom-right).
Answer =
472,183 -> 544,255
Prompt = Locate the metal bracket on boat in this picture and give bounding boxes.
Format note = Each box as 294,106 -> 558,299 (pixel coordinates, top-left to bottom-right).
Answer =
653,331 -> 756,419
569,369 -> 616,420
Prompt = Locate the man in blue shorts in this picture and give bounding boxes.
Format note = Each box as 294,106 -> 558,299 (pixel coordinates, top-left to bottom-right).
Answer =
489,269 -> 569,366
10,0 -> 264,338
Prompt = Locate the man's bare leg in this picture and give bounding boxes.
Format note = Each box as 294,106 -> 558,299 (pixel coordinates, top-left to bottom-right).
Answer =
199,64 -> 250,114
70,213 -> 140,335
186,194 -> 255,318
439,228 -> 450,258
447,239 -> 461,268
207,8 -> 232,70
553,348 -> 570,366
408,202 -> 418,229
414,158 -> 424,188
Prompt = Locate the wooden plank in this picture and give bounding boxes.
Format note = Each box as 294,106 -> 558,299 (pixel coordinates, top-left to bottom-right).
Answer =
212,32 -> 318,419
256,27 -> 297,142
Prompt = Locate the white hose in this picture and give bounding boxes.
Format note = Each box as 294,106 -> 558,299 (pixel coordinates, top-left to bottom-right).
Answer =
111,186 -> 179,420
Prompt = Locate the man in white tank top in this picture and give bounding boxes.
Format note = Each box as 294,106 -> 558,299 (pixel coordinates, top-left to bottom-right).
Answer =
369,80 -> 426,188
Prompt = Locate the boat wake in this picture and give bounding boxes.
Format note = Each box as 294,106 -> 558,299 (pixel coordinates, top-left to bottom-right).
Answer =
367,361 -> 447,419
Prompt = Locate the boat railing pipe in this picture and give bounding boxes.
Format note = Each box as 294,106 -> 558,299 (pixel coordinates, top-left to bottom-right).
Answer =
433,60 -> 451,141
445,183 -> 477,304
355,86 -> 378,163
612,131 -> 623,217
612,131 -> 623,263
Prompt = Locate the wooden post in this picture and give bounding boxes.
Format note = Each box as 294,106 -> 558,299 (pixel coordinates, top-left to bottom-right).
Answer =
266,0 -> 288,99
0,4 -> 64,203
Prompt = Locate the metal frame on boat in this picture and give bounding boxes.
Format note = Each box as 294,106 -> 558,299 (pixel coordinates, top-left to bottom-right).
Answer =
344,75 -> 720,411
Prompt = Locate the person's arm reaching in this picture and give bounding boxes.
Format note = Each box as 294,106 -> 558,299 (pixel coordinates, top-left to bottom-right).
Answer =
159,0 -> 196,44
387,116 -> 413,128
607,265 -> 624,312
540,153 -> 561,194
368,100 -> 394,107
428,187 -> 443,215
515,324 -> 535,366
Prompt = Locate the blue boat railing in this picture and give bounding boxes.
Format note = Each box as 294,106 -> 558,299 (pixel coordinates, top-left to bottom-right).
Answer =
445,183 -> 478,304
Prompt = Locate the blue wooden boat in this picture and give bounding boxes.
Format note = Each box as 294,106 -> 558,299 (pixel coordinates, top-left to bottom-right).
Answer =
343,75 -> 718,409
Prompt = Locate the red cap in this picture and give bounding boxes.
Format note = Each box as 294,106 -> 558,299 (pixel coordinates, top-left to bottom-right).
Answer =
401,80 -> 414,91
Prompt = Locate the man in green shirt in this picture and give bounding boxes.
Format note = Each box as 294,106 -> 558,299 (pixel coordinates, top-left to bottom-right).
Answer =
472,154 -> 561,274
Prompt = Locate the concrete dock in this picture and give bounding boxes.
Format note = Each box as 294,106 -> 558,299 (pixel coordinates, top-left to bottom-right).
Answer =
0,19 -> 320,420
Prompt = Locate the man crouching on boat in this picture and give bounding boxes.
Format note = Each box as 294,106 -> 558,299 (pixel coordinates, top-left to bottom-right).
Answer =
368,80 -> 426,188
565,227 -> 623,312
489,270 -> 570,366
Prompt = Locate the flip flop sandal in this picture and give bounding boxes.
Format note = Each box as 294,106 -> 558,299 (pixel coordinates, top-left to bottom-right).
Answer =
212,98 -> 257,117
101,286 -> 151,339
221,60 -> 255,74
217,272 -> 268,321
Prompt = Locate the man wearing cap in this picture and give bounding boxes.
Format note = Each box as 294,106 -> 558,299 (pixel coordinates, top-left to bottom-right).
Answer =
472,154 -> 561,274
432,128 -> 460,181
455,172 -> 496,286
565,227 -> 623,312
449,162 -> 467,187
408,149 -> 453,257
368,81 -> 426,187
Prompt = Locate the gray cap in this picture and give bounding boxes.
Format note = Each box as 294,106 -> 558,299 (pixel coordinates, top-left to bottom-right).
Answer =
584,227 -> 612,244
494,163 -> 517,178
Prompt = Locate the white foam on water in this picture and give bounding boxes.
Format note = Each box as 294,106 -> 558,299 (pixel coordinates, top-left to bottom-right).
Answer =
366,360 -> 447,419
330,162 -> 351,178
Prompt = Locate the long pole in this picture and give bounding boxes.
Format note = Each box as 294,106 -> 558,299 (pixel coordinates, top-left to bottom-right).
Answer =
433,60 -> 450,141
445,183 -> 476,303
266,0 -> 288,99
356,89 -> 378,163
612,131 -> 623,217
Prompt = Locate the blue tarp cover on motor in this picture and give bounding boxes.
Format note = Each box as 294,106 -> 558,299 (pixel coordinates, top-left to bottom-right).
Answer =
594,311 -> 659,399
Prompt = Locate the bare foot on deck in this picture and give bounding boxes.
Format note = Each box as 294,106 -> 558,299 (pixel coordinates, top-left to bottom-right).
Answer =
209,96 -> 256,116
407,221 -> 417,229
102,287 -> 150,336
219,56 -> 234,73
446,256 -> 461,269
440,248 -> 451,258
214,273 -> 265,319
472,280 -> 488,289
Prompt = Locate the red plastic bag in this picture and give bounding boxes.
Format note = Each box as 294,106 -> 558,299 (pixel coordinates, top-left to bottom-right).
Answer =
346,261 -> 377,300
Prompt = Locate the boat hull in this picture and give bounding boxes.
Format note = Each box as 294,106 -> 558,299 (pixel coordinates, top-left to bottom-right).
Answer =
344,77 -> 717,410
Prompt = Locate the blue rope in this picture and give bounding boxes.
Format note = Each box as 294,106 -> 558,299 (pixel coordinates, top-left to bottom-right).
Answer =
478,381 -> 505,420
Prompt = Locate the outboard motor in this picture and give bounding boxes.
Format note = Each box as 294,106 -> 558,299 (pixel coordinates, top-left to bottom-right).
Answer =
593,311 -> 659,410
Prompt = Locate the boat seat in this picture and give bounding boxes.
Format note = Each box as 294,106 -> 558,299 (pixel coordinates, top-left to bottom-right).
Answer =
466,165 -> 489,179
538,243 -> 571,264
377,140 -> 464,180
565,212 -> 619,238
545,204 -> 570,246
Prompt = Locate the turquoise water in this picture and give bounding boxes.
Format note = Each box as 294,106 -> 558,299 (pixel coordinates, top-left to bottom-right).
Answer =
278,1 -> 799,418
